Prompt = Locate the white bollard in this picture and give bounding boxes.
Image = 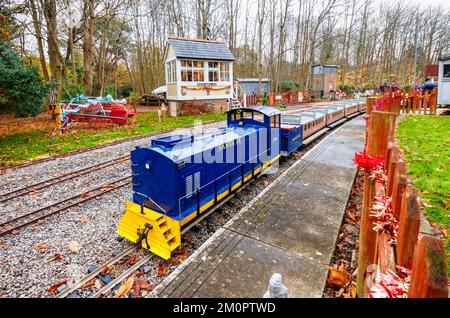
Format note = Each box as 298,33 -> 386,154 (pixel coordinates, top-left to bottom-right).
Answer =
263,273 -> 289,298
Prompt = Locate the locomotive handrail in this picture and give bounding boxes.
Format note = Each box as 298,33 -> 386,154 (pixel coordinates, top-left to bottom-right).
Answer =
133,191 -> 169,214
176,146 -> 275,219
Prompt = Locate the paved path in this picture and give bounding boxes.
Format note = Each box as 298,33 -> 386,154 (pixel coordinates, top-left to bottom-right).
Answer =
152,117 -> 366,298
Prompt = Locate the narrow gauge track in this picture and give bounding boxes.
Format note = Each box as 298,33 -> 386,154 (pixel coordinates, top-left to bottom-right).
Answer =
0,176 -> 131,237
0,119 -> 225,174
56,246 -> 153,298
0,155 -> 130,203
55,219 -> 210,298
55,114 -> 362,299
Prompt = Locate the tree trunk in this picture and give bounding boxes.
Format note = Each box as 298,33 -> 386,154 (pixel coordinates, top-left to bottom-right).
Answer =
29,0 -> 49,81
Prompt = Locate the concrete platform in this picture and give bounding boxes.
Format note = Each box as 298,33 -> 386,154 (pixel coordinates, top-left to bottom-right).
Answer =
152,117 -> 366,298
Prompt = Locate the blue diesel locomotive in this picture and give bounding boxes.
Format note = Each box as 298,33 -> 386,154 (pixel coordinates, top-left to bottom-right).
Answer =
117,101 -> 366,259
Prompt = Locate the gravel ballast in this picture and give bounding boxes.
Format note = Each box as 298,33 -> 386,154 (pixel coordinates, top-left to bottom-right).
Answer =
0,118 -> 333,298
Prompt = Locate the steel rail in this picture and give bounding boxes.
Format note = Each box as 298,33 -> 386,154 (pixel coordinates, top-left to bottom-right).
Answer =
55,245 -> 138,298
91,254 -> 154,298
0,155 -> 130,203
0,177 -> 131,237
0,120 -> 224,174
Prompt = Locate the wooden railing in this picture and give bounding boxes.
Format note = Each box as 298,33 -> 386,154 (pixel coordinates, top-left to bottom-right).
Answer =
371,89 -> 438,115
233,81 -> 246,108
356,98 -> 447,298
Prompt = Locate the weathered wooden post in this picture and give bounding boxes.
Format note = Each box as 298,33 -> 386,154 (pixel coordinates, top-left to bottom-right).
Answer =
415,92 -> 419,114
366,96 -> 377,115
408,234 -> 448,298
407,92 -> 413,114
396,187 -> 421,268
430,89 -> 438,115
386,146 -> 399,196
356,111 -> 397,297
391,161 -> 407,220
424,91 -> 429,115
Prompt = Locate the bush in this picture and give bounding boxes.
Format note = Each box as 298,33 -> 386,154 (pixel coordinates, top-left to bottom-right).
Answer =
118,83 -> 133,98
0,42 -> 48,117
279,80 -> 293,92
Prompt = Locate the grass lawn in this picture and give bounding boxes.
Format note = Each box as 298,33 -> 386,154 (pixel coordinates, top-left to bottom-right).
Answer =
397,115 -> 450,274
0,112 -> 226,166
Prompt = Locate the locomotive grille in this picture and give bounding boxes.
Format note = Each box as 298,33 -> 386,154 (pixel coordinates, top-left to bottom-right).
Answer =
185,172 -> 201,198
186,175 -> 193,198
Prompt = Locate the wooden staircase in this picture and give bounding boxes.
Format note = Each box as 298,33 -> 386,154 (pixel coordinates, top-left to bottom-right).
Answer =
229,81 -> 247,110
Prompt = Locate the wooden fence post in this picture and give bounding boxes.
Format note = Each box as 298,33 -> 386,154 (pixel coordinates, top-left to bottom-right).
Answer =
430,89 -> 437,115
396,187 -> 421,268
356,111 -> 397,297
392,161 -> 407,220
384,137 -> 396,173
366,96 -> 377,115
408,234 -> 448,298
387,147 -> 399,197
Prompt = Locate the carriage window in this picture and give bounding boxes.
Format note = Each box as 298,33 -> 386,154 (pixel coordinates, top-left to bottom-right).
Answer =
243,111 -> 253,119
270,116 -> 276,128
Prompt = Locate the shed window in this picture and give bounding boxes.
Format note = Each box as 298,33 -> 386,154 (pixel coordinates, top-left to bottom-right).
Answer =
444,64 -> 450,78
166,60 -> 176,83
181,60 -> 204,82
220,62 -> 230,81
208,62 -> 219,82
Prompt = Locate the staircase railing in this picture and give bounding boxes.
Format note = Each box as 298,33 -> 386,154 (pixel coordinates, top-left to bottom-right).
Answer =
233,81 -> 247,108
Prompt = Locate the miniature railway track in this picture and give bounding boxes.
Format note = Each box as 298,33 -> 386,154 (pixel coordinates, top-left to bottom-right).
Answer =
0,176 -> 131,237
53,113 -> 366,298
55,245 -> 152,298
0,120 -> 224,174
56,219 -> 201,298
0,155 -> 130,203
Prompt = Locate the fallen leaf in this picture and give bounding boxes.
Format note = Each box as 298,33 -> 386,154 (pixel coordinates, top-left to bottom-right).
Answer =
327,264 -> 349,288
68,240 -> 81,253
100,266 -> 113,275
115,275 -> 134,298
94,279 -> 102,290
30,226 -> 40,232
422,201 -> 433,208
158,263 -> 170,277
133,281 -> 141,298
47,253 -> 64,263
127,252 -> 137,265
82,278 -> 96,289
80,215 -> 88,223
34,244 -> 52,251
48,279 -> 67,293
138,281 -> 154,291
